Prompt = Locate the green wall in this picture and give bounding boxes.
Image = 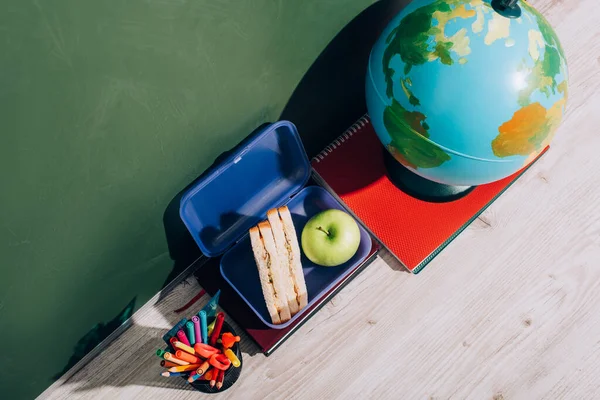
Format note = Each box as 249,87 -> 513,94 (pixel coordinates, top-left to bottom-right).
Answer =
0,0 -> 372,398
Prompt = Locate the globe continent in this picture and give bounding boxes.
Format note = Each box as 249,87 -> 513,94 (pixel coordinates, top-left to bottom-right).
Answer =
366,0 -> 568,186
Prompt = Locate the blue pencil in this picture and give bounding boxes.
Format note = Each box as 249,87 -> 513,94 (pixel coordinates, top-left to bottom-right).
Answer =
199,311 -> 208,344
187,372 -> 202,383
186,321 -> 196,345
161,371 -> 188,377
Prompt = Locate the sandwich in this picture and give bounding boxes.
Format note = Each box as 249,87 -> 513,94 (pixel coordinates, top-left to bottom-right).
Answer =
267,206 -> 308,311
249,222 -> 291,324
249,206 -> 308,324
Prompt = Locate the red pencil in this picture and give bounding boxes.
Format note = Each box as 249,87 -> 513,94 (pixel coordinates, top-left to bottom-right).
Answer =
216,369 -> 225,390
209,312 -> 225,346
160,360 -> 179,368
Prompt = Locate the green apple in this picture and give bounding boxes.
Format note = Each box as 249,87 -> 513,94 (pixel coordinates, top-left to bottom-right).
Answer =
301,209 -> 361,267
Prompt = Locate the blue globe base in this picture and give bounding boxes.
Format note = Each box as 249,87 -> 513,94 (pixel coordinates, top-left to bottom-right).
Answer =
382,149 -> 475,203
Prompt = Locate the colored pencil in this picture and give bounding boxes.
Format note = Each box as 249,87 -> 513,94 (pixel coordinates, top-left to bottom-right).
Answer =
172,340 -> 195,355
186,321 -> 196,346
195,360 -> 211,376
192,315 -> 202,344
163,352 -> 190,366
216,369 -> 225,390
176,329 -> 191,346
209,312 -> 224,346
223,348 -> 241,367
199,311 -> 208,345
161,371 -> 188,377
160,360 -> 179,368
168,363 -> 202,373
201,368 -> 214,381
187,371 -> 202,383
175,350 -> 201,364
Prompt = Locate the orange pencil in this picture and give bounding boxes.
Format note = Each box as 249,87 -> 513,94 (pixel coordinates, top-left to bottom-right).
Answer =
195,360 -> 211,376
163,352 -> 190,366
216,369 -> 225,390
168,363 -> 202,373
172,340 -> 196,355
160,360 -> 179,368
175,350 -> 202,364
188,366 -> 213,383
201,368 -> 214,381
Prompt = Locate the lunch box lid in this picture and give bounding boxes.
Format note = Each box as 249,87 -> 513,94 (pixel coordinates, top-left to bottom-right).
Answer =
179,121 -> 311,257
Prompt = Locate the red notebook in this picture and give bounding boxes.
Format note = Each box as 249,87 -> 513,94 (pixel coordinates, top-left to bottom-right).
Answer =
311,115 -> 547,273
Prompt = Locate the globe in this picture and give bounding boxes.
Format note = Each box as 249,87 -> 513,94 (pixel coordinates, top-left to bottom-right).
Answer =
366,0 -> 568,187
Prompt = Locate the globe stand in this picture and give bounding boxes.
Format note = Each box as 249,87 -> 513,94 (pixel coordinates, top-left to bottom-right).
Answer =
382,149 -> 475,203
491,0 -> 522,19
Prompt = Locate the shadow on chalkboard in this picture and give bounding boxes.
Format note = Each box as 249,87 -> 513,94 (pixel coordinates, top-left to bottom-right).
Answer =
159,0 -> 409,302
158,0 -> 413,346
160,122 -> 271,295
53,297 -> 137,380
161,0 -> 410,276
279,0 -> 409,159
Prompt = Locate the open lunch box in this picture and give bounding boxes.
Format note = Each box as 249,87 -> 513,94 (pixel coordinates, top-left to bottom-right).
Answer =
179,121 -> 372,329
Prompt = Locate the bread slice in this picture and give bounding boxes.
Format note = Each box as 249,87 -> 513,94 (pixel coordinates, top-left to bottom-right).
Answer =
249,226 -> 281,325
267,208 -> 300,315
257,221 -> 292,323
277,206 -> 308,310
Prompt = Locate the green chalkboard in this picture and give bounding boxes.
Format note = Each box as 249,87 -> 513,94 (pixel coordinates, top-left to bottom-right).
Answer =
0,0 -> 374,398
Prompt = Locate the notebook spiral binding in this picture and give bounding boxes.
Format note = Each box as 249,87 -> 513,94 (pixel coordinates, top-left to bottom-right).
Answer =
311,114 -> 371,163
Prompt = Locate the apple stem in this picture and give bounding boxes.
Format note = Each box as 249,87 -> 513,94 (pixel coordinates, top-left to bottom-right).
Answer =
316,226 -> 330,236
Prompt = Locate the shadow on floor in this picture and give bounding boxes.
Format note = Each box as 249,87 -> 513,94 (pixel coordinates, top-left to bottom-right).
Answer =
53,308 -> 259,393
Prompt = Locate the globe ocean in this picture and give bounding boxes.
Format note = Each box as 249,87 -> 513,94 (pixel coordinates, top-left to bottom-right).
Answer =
366,0 -> 568,186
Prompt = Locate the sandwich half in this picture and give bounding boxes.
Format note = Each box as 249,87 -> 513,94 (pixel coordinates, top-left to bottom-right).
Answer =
267,206 -> 308,312
249,222 -> 292,324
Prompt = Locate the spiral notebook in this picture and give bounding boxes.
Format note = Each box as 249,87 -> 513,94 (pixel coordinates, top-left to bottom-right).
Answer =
310,114 -> 548,273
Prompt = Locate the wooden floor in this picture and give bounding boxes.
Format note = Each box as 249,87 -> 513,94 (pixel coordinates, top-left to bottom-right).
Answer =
39,0 -> 600,398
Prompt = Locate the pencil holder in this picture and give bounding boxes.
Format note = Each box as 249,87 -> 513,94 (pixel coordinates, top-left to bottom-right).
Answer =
187,320 -> 243,393
158,297 -> 243,393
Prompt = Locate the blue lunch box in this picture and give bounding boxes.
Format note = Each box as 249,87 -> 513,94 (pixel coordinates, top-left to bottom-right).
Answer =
179,121 -> 372,329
